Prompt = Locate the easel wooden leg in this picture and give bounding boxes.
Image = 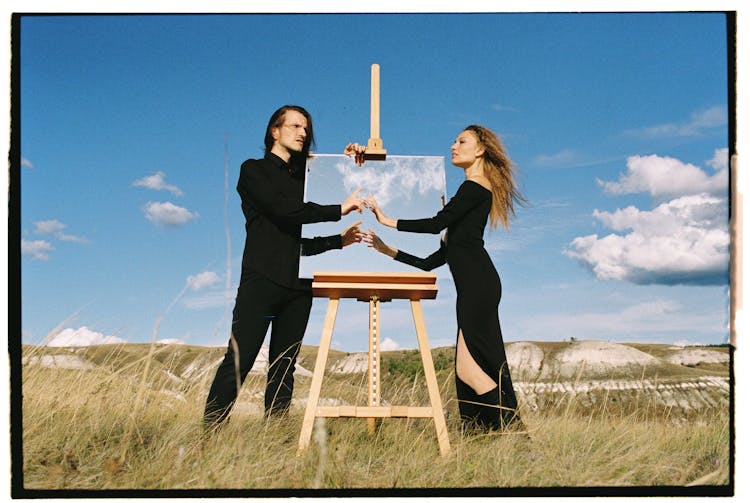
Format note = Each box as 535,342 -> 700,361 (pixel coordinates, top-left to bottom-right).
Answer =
298,298 -> 339,454
410,300 -> 451,457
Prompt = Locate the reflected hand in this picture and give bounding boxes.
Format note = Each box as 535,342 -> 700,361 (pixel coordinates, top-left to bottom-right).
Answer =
361,229 -> 397,258
341,221 -> 363,247
344,142 -> 367,167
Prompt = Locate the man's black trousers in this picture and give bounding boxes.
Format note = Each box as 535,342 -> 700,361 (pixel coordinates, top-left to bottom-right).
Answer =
203,271 -> 313,427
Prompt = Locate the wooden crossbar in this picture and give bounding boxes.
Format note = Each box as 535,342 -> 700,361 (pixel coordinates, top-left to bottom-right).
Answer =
311,282 -> 438,301
312,271 -> 438,284
315,406 -> 434,418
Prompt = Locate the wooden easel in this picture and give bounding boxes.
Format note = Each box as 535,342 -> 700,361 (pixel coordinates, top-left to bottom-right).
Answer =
297,271 -> 451,457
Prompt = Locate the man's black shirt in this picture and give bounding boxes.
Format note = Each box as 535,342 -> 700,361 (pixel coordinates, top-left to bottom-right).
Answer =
238,152 -> 342,290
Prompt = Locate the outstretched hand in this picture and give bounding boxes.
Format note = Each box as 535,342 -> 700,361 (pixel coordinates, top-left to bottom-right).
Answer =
363,196 -> 397,228
344,142 -> 367,167
341,188 -> 364,216
340,221 -> 363,247
361,229 -> 397,258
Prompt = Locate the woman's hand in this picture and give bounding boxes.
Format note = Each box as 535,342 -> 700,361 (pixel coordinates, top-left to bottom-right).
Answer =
361,229 -> 397,258
340,221 -> 363,247
344,143 -> 367,167
363,196 -> 397,228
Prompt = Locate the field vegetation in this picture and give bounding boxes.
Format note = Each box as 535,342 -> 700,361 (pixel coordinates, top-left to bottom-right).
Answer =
18,341 -> 731,493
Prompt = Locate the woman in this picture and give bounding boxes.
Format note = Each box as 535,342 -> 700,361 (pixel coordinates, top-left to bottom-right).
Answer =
351,125 -> 526,433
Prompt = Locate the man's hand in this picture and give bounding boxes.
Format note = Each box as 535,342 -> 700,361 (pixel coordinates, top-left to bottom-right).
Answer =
341,188 -> 363,216
340,221 -> 363,247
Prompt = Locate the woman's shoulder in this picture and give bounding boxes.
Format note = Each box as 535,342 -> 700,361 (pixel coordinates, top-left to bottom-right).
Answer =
461,177 -> 492,194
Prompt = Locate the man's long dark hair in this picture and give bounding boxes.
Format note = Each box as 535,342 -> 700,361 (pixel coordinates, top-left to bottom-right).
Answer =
263,105 -> 316,161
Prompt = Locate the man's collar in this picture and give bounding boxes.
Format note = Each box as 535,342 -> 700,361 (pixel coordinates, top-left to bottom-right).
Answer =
266,151 -> 306,175
265,151 -> 288,169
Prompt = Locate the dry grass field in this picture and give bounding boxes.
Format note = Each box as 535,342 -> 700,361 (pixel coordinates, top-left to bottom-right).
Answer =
15,340 -> 732,496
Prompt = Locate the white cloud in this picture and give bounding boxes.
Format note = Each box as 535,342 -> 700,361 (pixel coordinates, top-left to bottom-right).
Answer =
598,153 -> 728,200
183,291 -> 230,310
33,219 -> 89,243
624,105 -> 727,138
56,233 -> 89,243
380,337 -> 401,351
21,157 -> 34,169
46,326 -> 127,347
186,271 -> 220,290
335,156 -> 444,207
143,201 -> 198,226
532,149 -> 580,168
593,194 -> 727,235
132,171 -> 184,195
706,147 -> 729,172
568,149 -> 729,286
34,220 -> 66,235
21,239 -> 54,260
567,194 -> 728,285
157,338 -> 185,345
531,151 -> 628,170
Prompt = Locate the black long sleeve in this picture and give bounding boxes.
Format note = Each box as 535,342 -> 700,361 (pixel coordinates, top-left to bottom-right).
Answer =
393,244 -> 446,272
239,157 -> 341,228
300,234 -> 343,257
238,153 -> 342,289
397,181 -> 485,234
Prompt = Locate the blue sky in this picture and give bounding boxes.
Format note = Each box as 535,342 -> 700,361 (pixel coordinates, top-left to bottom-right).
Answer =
16,11 -> 733,352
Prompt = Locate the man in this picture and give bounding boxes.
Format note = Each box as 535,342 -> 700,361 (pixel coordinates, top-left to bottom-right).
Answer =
204,105 -> 363,428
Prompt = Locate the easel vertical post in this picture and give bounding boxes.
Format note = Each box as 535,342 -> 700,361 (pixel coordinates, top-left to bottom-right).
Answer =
367,296 -> 381,435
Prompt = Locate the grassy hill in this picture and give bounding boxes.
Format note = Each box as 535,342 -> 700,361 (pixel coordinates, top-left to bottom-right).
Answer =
23,340 -> 727,379
17,341 -> 731,493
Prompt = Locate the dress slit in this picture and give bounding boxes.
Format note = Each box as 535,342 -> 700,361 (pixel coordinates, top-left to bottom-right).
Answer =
456,329 -> 497,395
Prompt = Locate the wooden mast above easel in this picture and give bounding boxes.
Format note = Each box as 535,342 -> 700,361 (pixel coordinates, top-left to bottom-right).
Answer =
364,64 -> 387,161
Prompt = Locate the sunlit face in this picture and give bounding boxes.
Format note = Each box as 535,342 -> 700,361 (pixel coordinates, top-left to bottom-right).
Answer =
272,110 -> 308,157
450,130 -> 484,168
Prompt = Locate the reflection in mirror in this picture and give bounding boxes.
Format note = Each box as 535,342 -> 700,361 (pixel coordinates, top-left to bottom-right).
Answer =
300,154 -> 446,278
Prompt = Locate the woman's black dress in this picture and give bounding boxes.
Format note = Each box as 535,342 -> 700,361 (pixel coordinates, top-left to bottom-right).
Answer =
393,180 -> 520,430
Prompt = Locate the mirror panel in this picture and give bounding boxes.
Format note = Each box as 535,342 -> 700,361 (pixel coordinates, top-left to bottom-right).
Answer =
300,154 -> 447,278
